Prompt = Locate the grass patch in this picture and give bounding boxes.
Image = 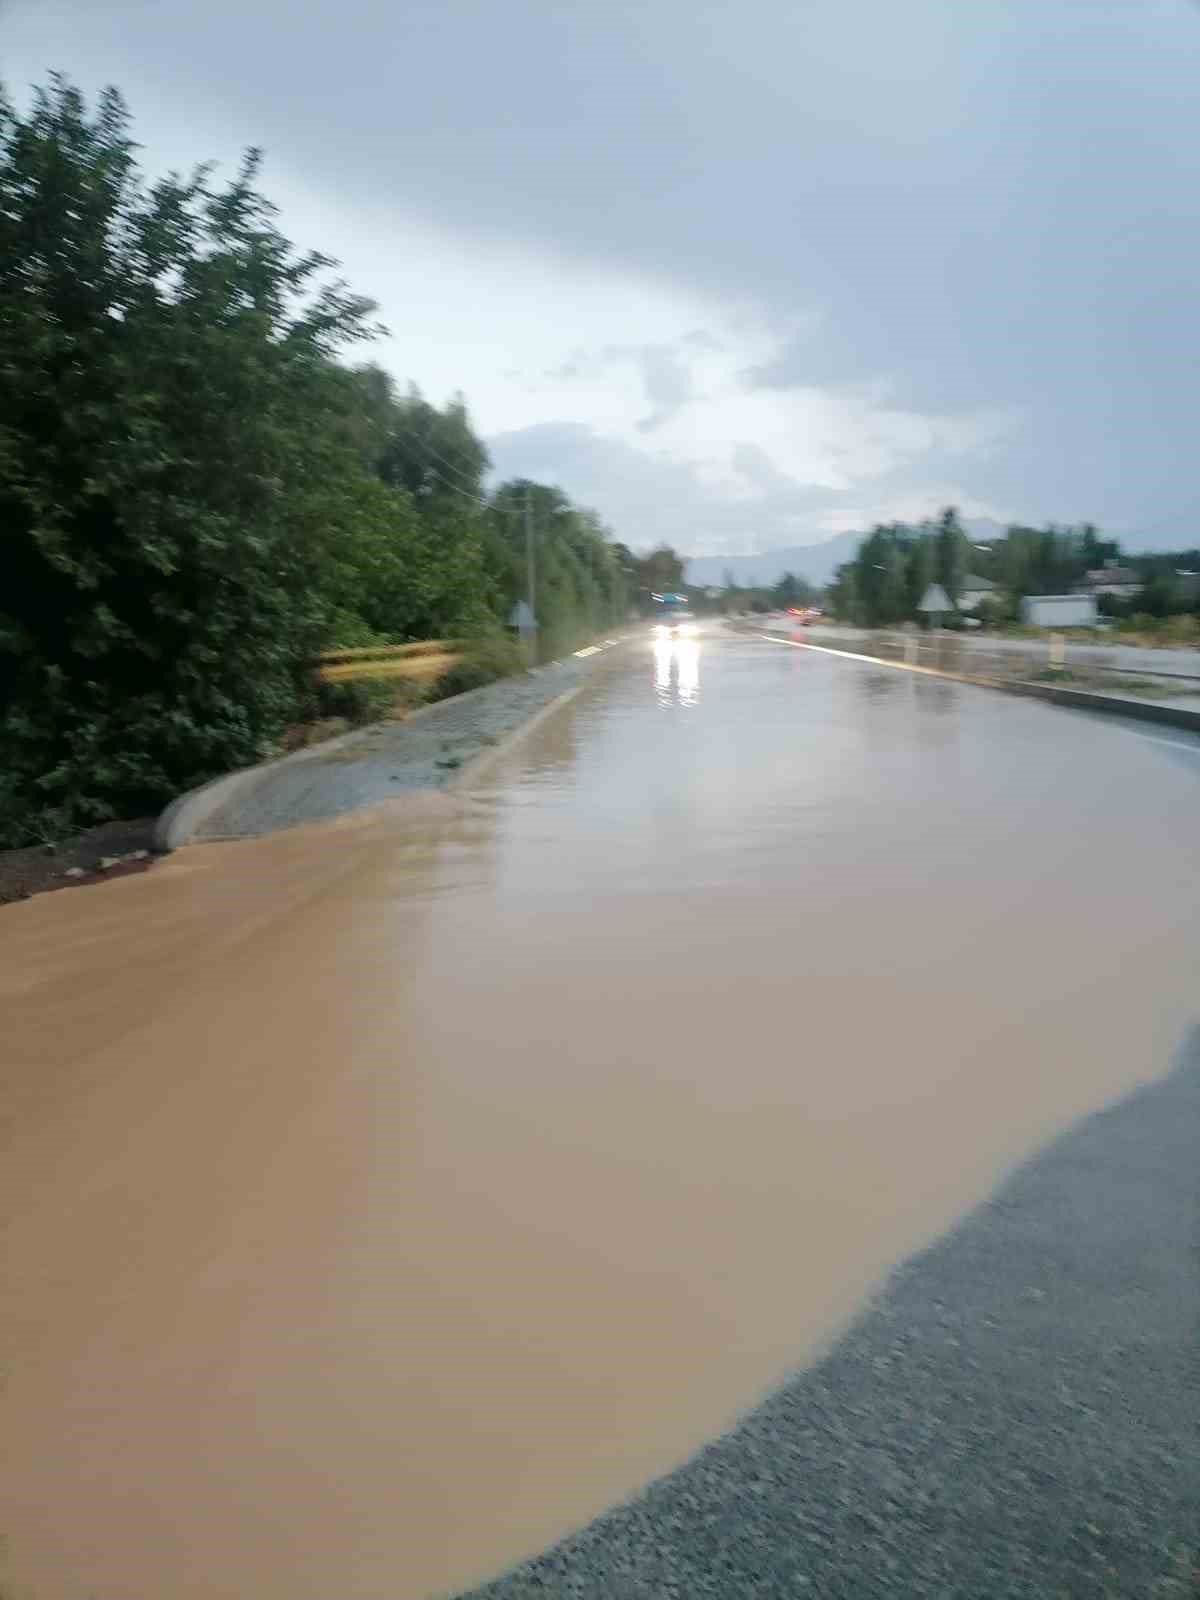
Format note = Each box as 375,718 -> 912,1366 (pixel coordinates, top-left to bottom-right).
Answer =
317,651 -> 459,684
1028,668 -> 1180,698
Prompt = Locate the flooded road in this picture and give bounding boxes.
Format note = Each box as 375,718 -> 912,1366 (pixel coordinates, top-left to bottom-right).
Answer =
3,628 -> 1198,1600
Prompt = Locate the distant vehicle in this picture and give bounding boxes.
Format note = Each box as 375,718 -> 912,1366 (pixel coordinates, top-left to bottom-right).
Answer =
654,603 -> 695,638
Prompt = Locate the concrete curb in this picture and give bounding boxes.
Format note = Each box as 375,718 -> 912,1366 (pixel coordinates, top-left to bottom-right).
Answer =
153,638 -> 637,852
1000,675 -> 1200,732
152,677 -> 514,853
447,678 -> 588,792
754,633 -> 1200,737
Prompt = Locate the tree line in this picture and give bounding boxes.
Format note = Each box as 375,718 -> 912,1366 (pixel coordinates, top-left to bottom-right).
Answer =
0,78 -> 647,845
827,510 -> 1200,628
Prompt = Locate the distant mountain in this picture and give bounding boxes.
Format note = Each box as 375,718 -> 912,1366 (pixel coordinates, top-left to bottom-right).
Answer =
684,530 -> 861,590
684,518 -> 1010,590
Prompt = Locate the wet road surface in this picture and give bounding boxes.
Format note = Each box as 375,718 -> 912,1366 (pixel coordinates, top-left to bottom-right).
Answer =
790,619 -> 1200,686
2,627 -> 1198,1600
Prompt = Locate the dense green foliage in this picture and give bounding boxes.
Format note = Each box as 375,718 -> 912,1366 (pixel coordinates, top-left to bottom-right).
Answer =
484,481 -> 631,659
0,79 -> 632,844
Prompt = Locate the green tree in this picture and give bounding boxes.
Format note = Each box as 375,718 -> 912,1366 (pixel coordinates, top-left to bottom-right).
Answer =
771,571 -> 814,609
375,384 -> 490,506
0,77 -> 380,842
638,544 -> 687,593
1138,574 -> 1183,618
905,533 -> 937,615
484,480 -> 628,656
828,560 -> 860,622
936,508 -> 968,604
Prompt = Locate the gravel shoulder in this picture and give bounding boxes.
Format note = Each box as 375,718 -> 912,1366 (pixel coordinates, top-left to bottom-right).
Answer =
464,1033 -> 1200,1600
185,656 -> 592,841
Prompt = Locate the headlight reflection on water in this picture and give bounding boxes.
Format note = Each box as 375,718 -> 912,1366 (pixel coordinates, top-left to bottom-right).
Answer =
652,635 -> 701,707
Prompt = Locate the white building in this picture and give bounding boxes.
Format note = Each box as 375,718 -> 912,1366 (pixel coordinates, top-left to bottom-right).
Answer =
1020,593 -> 1099,628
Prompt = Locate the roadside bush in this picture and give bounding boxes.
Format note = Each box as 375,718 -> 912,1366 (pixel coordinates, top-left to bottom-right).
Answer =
1152,614 -> 1199,644
975,594 -> 1015,627
310,676 -> 397,726
322,610 -> 394,652
429,636 -> 524,701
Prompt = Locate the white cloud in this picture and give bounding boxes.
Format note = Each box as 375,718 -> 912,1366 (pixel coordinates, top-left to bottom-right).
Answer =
262,181 -> 1020,552
810,489 -> 1012,536
481,317 -> 1021,543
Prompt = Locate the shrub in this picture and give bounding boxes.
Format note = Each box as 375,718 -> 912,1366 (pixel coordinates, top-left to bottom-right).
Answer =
429,636 -> 524,701
310,676 -> 397,726
975,593 -> 1015,627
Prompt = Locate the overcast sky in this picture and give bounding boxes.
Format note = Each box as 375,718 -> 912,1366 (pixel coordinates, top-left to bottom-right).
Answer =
5,0 -> 1199,555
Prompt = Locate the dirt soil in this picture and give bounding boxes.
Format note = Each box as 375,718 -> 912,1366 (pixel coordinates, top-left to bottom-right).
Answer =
0,817 -> 158,906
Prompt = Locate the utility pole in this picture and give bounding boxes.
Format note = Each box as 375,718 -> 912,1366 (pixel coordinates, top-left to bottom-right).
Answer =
524,483 -> 537,663
524,483 -> 536,625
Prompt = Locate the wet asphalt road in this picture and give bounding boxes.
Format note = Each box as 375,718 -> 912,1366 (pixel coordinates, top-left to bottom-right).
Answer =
794,621 -> 1200,679
5,625 -> 1198,1600
463,1031 -> 1200,1600
457,627 -> 1200,1600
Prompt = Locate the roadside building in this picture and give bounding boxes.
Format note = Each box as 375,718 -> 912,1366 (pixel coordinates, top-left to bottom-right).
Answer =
1076,561 -> 1142,601
957,573 -> 998,612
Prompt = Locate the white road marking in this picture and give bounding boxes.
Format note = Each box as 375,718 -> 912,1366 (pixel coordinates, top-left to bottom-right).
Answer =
1121,730 -> 1200,755
753,634 -> 1200,757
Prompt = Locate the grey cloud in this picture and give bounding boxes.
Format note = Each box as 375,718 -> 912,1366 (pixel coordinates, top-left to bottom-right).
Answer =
742,329 -> 875,393
727,443 -> 818,497
631,345 -> 693,431
8,0 -> 1200,543
486,421 -> 819,553
484,421 -> 969,558
635,347 -> 692,413
540,339 -> 697,430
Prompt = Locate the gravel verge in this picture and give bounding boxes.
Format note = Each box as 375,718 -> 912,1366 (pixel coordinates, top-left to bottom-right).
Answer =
188,656 -> 590,840
463,1033 -> 1200,1600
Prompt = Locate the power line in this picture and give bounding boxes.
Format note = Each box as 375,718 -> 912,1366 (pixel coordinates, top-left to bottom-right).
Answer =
408,429 -> 483,490
385,425 -> 576,528
389,425 -> 531,515
413,463 -> 490,507
405,458 -> 533,520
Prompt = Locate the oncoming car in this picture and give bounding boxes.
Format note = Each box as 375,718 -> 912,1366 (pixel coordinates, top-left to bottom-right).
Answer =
654,607 -> 696,639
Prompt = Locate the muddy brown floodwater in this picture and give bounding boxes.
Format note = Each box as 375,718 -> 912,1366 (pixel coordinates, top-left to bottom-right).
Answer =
3,632 -> 1198,1600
